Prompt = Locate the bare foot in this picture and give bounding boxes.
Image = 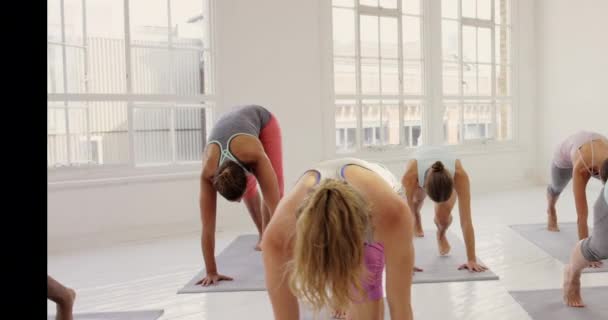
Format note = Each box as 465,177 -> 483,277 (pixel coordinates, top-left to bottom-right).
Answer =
415,225 -> 424,237
437,231 -> 451,256
254,242 -> 262,251
588,260 -> 603,268
56,288 -> 76,320
547,210 -> 559,232
563,265 -> 585,307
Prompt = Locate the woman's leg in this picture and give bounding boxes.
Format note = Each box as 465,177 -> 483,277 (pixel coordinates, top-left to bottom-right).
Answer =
48,275 -> 76,320
547,164 -> 573,231
563,241 -> 589,307
258,115 -> 284,198
434,191 -> 457,256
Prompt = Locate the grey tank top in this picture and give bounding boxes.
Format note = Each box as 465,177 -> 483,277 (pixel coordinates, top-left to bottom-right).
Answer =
302,158 -> 400,242
413,146 -> 457,188
207,105 -> 272,171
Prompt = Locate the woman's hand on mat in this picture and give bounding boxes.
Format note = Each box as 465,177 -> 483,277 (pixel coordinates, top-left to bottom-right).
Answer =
196,272 -> 233,286
457,261 -> 488,272
587,261 -> 603,268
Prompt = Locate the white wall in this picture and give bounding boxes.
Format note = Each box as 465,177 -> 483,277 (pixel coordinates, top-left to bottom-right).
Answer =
536,0 -> 608,184
48,0 -> 539,252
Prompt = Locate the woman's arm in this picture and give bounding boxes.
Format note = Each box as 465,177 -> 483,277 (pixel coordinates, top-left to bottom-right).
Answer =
402,160 -> 424,236
453,161 -> 487,272
249,145 -> 281,215
572,164 -> 591,240
261,173 -> 314,320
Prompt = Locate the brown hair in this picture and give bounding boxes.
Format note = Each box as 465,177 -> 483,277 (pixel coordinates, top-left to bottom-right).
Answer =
425,161 -> 454,202
213,161 -> 247,201
601,158 -> 608,183
289,179 -> 370,313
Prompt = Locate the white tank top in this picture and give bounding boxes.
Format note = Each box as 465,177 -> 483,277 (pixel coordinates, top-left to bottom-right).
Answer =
413,146 -> 457,188
308,157 -> 403,195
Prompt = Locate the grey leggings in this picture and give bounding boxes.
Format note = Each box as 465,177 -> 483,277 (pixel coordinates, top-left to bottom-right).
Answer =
580,188 -> 608,261
547,164 -> 573,197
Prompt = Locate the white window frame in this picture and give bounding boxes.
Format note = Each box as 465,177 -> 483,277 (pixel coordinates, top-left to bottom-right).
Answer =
47,0 -> 217,184
321,0 -> 520,160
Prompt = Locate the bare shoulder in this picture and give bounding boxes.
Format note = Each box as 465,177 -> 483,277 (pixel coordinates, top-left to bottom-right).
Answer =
230,135 -> 264,163
201,144 -> 220,180
402,159 -> 418,183
454,159 -> 467,176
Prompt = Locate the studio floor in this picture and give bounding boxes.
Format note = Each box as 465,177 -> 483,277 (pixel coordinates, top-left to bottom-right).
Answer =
47,185 -> 608,319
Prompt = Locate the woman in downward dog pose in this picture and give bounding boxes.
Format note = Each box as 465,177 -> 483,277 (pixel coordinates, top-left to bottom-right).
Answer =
546,131 -> 608,242
198,104 -> 284,286
262,158 -> 415,320
563,159 -> 608,307
401,145 -> 487,272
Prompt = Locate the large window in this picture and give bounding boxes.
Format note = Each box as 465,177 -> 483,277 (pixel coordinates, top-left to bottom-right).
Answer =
47,0 -> 214,170
333,0 -> 424,152
331,0 -> 513,152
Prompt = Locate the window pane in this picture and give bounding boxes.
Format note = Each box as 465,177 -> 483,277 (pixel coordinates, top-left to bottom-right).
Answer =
48,0 -> 62,42
463,103 -> 492,139
381,59 -> 400,94
495,0 -> 511,25
360,15 -> 379,58
335,103 -> 358,151
462,0 -> 476,18
403,103 -> 422,146
462,26 -> 476,62
381,105 -> 400,145
47,44 -> 65,94
362,104 -> 381,146
131,47 -> 172,94
133,106 -> 172,164
65,46 -> 86,93
478,64 -> 492,96
477,0 -> 491,20
402,0 -> 420,15
442,0 -> 458,19
442,20 -> 459,61
361,58 -> 380,94
64,0 -> 84,45
67,106 -> 91,165
403,16 -> 421,60
442,62 -> 460,95
463,63 -> 477,95
130,0 -> 169,45
333,8 -> 356,56
477,27 -> 492,63
171,0 -> 205,49
380,17 -> 399,58
379,0 -> 398,9
87,101 -> 129,165
86,0 -> 127,94
334,57 -> 357,94
443,103 -> 461,144
48,105 -> 67,167
403,60 -> 423,94
333,0 -> 355,7
173,49 -> 204,96
361,0 -> 378,7
175,106 -> 207,161
495,25 -> 510,64
496,102 -> 512,140
496,64 -> 510,96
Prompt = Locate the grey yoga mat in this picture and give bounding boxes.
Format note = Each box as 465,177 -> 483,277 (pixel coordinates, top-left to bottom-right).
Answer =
510,223 -> 608,273
411,230 -> 499,284
47,310 -> 164,320
178,234 -> 265,293
509,287 -> 608,320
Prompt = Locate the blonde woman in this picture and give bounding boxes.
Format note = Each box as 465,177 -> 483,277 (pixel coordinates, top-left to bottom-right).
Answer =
261,158 -> 415,320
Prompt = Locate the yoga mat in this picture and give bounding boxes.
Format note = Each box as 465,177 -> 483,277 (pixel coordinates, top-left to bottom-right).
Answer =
509,287 -> 608,320
178,234 -> 265,293
411,230 -> 499,283
510,223 -> 608,273
47,310 -> 164,320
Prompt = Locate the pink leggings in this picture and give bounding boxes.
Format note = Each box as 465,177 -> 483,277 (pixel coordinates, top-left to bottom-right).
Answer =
243,114 -> 284,200
359,242 -> 385,302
